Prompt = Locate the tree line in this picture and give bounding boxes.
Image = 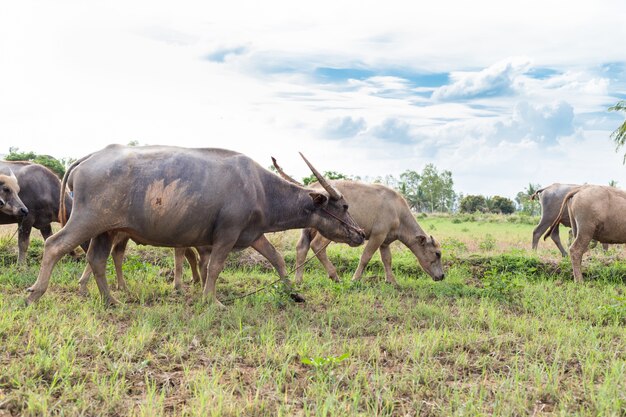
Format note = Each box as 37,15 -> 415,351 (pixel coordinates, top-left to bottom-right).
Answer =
1,146 -> 533,215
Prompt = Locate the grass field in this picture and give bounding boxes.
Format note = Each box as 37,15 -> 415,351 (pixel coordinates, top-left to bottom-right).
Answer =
0,215 -> 625,416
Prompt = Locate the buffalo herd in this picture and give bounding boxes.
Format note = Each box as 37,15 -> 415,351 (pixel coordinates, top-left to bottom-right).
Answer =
0,145 -> 622,307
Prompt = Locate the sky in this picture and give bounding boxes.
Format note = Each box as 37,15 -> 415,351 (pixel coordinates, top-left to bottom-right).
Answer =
1,0 -> 625,199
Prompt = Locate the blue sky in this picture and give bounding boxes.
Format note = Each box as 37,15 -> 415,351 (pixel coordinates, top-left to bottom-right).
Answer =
1,0 -> 625,199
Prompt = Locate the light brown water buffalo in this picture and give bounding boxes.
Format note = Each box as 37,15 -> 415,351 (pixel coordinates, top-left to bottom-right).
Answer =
272,158 -> 444,284
26,145 -> 365,306
0,161 -> 74,262
544,185 -> 626,282
532,183 -> 608,256
0,170 -> 29,219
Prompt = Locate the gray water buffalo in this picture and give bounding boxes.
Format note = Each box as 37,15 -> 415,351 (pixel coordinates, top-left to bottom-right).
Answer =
544,185 -> 626,282
26,145 -> 365,306
0,170 -> 29,218
0,161 -> 71,263
532,183 -> 608,256
272,158 -> 444,283
531,183 -> 580,256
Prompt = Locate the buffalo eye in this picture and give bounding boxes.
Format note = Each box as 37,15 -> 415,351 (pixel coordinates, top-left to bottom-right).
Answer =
343,204 -> 349,211
2,187 -> 9,193
436,252 -> 441,259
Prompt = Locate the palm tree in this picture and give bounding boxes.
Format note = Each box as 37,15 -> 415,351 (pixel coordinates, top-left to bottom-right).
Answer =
609,101 -> 626,162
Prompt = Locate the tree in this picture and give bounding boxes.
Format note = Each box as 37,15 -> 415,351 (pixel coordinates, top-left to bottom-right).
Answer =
515,183 -> 541,215
417,164 -> 456,213
609,101 -> 626,162
489,195 -> 516,214
397,170 -> 422,210
459,195 -> 487,213
4,147 -> 65,178
609,179 -> 618,187
302,170 -> 349,186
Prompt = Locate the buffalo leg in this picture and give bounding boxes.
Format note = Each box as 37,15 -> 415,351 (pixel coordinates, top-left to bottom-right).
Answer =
77,263 -> 93,295
352,233 -> 386,282
196,247 -> 211,285
27,219 -> 100,304
16,219 -> 34,264
531,217 -> 551,251
310,235 -> 339,282
39,224 -> 53,241
173,248 -> 185,292
203,239 -> 238,307
569,228 -> 593,283
294,230 -> 313,283
549,226 -> 568,257
251,235 -> 304,302
379,244 -> 397,284
185,248 -> 201,284
110,237 -> 129,291
87,232 -> 118,306
78,236 -> 129,293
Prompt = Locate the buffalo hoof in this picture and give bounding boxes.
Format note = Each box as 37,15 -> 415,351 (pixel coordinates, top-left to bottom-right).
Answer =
25,286 -> 44,300
104,296 -> 121,307
77,286 -> 89,297
290,293 -> 306,303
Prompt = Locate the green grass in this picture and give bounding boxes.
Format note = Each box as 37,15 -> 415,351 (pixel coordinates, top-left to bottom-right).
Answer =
1,217 -> 626,416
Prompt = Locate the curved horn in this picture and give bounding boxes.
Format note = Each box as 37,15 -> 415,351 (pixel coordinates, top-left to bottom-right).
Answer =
299,152 -> 342,200
8,169 -> 17,182
271,157 -> 302,186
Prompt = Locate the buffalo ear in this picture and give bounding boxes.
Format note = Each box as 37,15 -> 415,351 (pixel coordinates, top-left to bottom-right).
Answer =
309,192 -> 328,206
417,235 -> 427,246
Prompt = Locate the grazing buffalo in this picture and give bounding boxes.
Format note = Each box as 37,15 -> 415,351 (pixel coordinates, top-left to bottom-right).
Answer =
0,161 -> 71,263
531,183 -> 607,256
544,185 -> 626,282
272,158 -> 444,284
26,145 -> 365,306
0,170 -> 29,219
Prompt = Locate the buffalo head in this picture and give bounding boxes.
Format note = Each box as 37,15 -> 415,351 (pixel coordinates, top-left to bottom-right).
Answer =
0,170 -> 29,218
411,234 -> 444,281
300,153 -> 365,247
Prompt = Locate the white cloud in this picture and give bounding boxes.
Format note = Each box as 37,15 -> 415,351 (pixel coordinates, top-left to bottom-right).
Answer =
493,101 -> 575,144
432,57 -> 532,101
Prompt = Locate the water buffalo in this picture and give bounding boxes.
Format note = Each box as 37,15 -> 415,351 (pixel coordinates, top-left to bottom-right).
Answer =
26,145 -> 365,306
544,185 -> 626,282
531,183 -> 608,256
272,158 -> 444,283
531,183 -> 580,256
0,161 -> 70,263
0,170 -> 29,218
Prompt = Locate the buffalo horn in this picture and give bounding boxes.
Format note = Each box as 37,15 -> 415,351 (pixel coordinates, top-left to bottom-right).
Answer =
271,157 -> 302,186
299,152 -> 343,200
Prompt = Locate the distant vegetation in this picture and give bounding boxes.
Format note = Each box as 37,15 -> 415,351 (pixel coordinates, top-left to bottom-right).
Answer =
4,147 -> 70,178
609,100 -> 626,162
